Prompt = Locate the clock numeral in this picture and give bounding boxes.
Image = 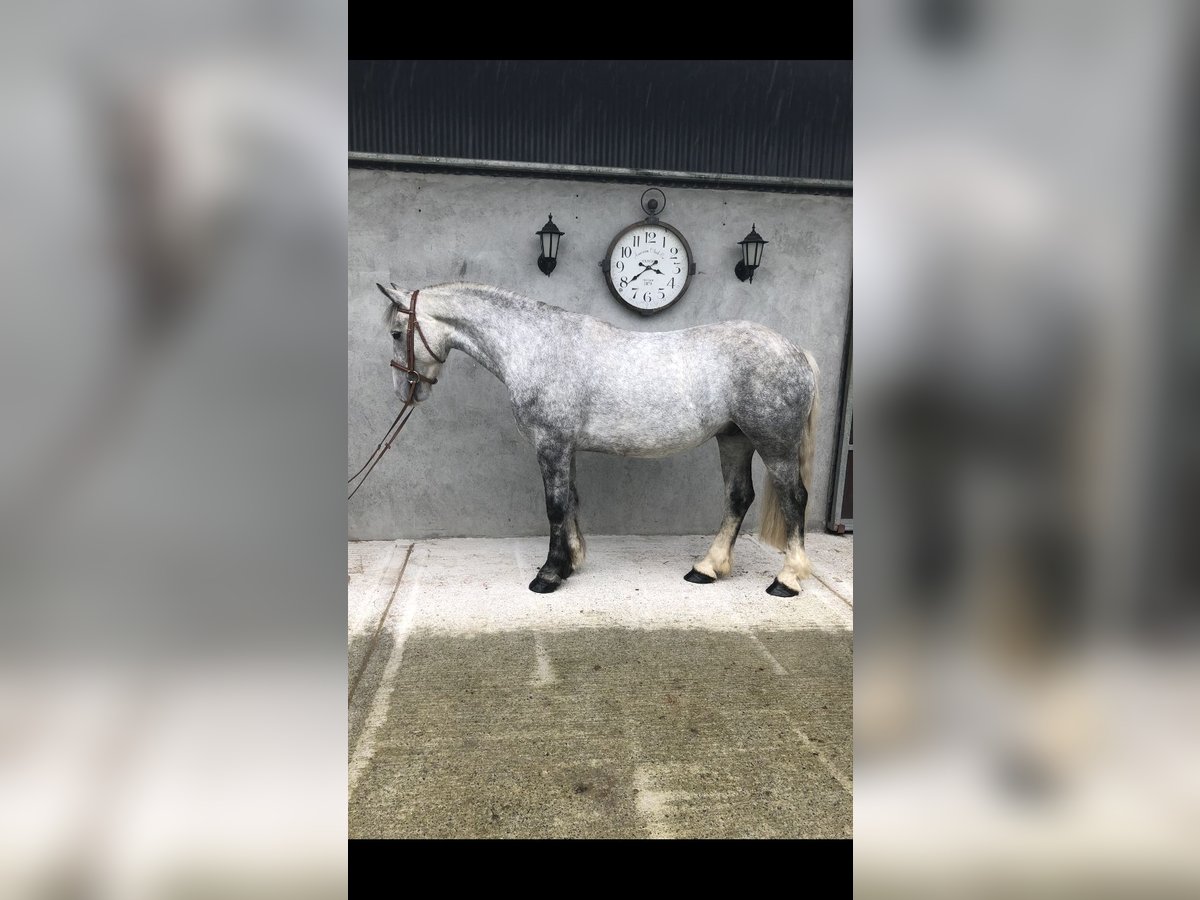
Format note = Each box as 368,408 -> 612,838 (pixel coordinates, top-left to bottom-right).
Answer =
610,226 -> 688,309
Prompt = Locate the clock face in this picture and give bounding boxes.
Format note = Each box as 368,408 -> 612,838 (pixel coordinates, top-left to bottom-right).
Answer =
605,221 -> 693,314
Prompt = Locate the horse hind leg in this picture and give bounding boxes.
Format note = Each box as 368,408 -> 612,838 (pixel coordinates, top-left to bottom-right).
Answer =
685,431 -> 756,584
760,450 -> 811,597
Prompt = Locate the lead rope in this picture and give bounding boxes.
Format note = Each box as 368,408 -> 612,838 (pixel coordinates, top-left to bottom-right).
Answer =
347,379 -> 417,500
348,289 -> 442,501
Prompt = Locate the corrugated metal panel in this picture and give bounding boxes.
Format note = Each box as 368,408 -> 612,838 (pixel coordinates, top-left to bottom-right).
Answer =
349,60 -> 851,183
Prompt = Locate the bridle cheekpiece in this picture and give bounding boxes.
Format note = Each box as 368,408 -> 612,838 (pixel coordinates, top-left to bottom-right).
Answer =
389,289 -> 445,388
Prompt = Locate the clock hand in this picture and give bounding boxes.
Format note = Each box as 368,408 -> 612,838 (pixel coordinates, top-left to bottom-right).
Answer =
627,259 -> 661,286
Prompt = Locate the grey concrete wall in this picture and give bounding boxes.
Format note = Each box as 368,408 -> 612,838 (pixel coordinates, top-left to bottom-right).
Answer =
349,168 -> 851,540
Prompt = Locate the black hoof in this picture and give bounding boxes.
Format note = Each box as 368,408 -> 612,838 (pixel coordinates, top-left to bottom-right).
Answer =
684,568 -> 716,584
528,576 -> 561,594
766,578 -> 799,597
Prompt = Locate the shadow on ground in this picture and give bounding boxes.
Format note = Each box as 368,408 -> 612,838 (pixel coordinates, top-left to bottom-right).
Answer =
349,627 -> 851,839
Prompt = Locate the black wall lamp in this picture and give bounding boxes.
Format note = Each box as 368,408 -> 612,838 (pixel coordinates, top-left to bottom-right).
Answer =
536,214 -> 563,275
735,224 -> 768,283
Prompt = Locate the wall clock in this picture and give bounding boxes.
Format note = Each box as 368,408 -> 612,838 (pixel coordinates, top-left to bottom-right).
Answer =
600,189 -> 696,316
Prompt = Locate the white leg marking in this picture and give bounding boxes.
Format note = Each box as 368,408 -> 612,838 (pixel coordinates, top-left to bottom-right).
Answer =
567,523 -> 586,568
695,522 -> 739,578
775,539 -> 812,591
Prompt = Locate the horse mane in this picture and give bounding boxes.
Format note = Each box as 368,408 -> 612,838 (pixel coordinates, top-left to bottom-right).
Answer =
430,281 -> 525,303
431,282 -> 568,317
378,281 -> 565,328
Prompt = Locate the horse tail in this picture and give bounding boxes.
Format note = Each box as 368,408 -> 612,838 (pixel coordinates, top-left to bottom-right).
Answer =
798,349 -> 820,496
759,349 -> 820,551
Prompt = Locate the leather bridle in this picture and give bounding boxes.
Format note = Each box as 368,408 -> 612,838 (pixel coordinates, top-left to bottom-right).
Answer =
348,289 -> 444,500
388,288 -> 445,387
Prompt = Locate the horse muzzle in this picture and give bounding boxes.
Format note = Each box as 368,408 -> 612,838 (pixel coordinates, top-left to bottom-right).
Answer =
392,365 -> 435,402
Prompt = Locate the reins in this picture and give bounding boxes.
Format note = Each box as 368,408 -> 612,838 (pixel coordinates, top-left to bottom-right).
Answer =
347,289 -> 444,501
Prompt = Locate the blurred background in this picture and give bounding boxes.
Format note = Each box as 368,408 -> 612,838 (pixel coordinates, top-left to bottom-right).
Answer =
3,0 -> 1198,890
855,0 -> 1200,895
0,1 -> 347,897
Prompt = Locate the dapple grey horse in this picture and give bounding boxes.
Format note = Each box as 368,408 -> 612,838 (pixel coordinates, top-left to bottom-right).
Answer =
375,282 -> 819,597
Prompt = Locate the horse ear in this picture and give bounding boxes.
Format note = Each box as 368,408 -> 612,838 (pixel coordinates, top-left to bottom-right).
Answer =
376,282 -> 409,313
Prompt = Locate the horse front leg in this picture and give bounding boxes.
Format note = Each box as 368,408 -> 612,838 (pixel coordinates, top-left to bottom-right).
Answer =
686,432 -> 756,583
530,440 -> 576,594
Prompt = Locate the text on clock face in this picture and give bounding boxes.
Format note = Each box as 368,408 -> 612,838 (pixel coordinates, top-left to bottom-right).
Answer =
611,226 -> 690,308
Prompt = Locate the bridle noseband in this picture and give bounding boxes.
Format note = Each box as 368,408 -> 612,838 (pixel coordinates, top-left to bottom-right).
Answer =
348,289 -> 443,500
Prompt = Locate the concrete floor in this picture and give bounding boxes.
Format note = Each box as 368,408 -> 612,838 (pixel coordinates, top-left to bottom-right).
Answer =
348,532 -> 853,839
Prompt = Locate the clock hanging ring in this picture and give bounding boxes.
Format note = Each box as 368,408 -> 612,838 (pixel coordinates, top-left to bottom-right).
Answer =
601,189 -> 697,316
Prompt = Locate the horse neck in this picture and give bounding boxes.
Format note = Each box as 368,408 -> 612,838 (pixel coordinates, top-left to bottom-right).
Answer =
429,286 -> 543,384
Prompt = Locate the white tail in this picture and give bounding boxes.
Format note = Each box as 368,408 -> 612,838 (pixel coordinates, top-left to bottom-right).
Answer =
759,349 -> 820,550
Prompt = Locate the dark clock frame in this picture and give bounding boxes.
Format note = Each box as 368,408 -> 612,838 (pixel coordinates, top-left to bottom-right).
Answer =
601,218 -> 697,316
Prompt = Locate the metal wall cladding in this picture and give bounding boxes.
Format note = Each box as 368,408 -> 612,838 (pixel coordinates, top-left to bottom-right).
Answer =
349,60 -> 851,182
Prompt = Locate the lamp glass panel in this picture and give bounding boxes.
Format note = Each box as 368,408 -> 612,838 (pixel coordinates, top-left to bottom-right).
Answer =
750,239 -> 764,267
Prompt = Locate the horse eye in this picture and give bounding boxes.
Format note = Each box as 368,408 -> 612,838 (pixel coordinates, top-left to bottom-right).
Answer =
390,331 -> 403,340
